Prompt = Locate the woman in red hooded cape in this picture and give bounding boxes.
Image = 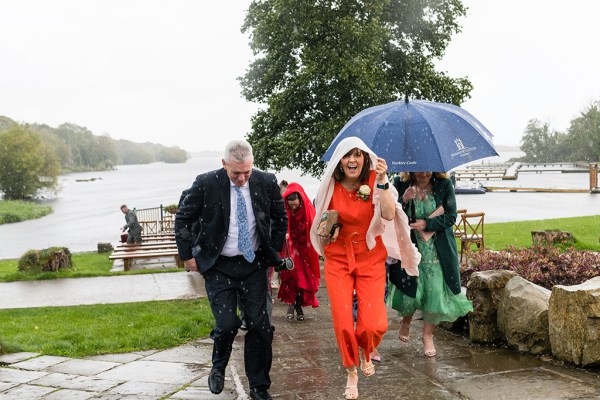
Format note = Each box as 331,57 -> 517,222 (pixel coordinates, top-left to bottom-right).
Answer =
278,182 -> 321,320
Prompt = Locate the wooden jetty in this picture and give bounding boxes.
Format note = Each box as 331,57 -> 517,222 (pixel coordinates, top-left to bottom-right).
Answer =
454,164 -> 515,180
518,162 -> 588,173
458,162 -> 599,194
483,186 -> 589,193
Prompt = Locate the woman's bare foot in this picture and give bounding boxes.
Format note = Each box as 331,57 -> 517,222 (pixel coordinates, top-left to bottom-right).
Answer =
399,319 -> 411,343
422,335 -> 437,357
344,366 -> 359,399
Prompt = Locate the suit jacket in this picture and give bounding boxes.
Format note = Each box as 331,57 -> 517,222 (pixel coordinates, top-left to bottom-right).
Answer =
175,167 -> 288,274
393,176 -> 462,294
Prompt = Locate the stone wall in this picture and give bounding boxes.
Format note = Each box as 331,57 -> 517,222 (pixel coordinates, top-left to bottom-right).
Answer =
465,271 -> 600,367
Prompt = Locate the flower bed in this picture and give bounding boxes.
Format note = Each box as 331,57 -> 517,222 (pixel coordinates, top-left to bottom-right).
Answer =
461,245 -> 600,290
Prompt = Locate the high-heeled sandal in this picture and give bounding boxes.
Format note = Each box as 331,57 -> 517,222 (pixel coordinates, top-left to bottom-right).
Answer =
398,321 -> 410,343
286,305 -> 294,320
422,335 -> 437,357
344,367 -> 359,399
370,348 -> 381,363
295,305 -> 304,321
359,349 -> 375,377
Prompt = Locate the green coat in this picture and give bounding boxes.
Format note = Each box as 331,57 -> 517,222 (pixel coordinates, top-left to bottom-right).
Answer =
392,176 -> 462,294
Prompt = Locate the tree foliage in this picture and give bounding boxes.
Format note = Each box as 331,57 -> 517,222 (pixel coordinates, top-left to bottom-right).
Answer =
519,120 -> 563,163
0,120 -> 189,172
241,0 -> 473,176
565,102 -> 600,162
0,126 -> 60,200
519,101 -> 600,163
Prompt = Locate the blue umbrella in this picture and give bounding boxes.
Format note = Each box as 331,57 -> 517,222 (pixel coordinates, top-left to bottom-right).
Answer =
322,98 -> 499,172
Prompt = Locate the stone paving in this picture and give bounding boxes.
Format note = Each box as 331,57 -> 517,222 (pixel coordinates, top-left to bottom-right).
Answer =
0,341 -> 237,400
2,274 -> 600,399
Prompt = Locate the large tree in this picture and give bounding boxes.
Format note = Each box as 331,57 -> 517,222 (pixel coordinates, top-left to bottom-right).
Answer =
565,101 -> 600,162
0,126 -> 60,200
519,120 -> 563,163
518,101 -> 600,163
241,0 -> 473,176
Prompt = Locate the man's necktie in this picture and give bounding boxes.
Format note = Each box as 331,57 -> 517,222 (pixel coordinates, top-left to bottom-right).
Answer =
234,186 -> 255,263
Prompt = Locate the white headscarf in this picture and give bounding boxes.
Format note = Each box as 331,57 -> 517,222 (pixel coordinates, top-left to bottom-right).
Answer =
309,137 -> 420,276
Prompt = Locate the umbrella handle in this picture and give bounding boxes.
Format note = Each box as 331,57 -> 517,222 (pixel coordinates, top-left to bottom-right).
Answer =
409,200 -> 417,224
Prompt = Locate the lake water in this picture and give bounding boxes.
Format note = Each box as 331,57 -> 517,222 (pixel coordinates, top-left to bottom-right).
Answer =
1,154 -> 598,259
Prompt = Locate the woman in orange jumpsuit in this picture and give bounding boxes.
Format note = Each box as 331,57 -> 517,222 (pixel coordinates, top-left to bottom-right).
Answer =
310,137 -> 420,399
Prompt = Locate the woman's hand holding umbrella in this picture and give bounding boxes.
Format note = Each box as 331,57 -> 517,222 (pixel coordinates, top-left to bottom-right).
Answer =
375,157 -> 388,184
402,186 -> 417,203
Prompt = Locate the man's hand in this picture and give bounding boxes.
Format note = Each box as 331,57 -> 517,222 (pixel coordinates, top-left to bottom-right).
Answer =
184,258 -> 199,272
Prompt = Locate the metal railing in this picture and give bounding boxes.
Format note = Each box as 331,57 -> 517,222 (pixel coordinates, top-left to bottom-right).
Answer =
134,205 -> 176,234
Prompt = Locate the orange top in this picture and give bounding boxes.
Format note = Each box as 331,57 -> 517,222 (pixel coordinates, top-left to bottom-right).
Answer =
324,170 -> 386,273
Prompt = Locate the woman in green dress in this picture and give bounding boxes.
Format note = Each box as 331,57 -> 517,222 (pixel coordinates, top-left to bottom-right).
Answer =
388,172 -> 473,356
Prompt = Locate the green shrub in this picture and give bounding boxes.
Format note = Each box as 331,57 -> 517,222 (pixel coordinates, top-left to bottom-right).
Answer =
163,204 -> 178,214
18,250 -> 42,273
462,245 -> 600,290
0,212 -> 23,223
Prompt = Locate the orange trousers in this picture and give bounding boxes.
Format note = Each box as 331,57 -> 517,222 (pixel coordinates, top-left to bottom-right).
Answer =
324,235 -> 388,368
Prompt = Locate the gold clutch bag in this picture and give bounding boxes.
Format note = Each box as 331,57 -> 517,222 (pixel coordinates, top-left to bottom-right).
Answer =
317,210 -> 340,237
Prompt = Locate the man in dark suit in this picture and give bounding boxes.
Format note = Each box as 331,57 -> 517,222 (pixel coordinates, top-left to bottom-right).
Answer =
175,139 -> 287,400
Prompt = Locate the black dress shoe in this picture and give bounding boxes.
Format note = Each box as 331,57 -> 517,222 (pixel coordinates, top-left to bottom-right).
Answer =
249,387 -> 272,400
208,368 -> 225,394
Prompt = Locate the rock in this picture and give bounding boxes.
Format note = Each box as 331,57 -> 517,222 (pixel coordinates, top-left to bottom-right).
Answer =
531,230 -> 573,245
497,276 -> 551,354
466,270 -> 517,343
97,242 -> 114,253
43,249 -> 70,271
549,277 -> 600,367
18,247 -> 72,273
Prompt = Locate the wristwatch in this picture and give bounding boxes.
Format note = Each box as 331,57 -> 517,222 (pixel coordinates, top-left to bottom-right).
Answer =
376,182 -> 389,190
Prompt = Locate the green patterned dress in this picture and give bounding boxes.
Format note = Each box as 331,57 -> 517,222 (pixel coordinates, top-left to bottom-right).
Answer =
388,193 -> 473,324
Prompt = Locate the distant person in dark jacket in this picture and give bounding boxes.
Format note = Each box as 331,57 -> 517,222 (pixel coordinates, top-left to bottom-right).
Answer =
120,205 -> 142,244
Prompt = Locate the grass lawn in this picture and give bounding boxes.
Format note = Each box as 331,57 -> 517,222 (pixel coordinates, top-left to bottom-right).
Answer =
0,251 -> 183,282
0,215 -> 597,359
483,215 -> 600,251
0,299 -> 214,357
0,200 -> 52,224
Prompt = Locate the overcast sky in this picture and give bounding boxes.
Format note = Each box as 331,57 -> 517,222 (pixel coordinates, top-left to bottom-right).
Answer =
1,0 -> 598,151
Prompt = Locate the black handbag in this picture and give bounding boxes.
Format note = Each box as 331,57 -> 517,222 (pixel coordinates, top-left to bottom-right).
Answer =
274,241 -> 294,272
388,260 -> 418,298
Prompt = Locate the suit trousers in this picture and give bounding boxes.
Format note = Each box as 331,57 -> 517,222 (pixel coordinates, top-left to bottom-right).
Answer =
204,253 -> 273,390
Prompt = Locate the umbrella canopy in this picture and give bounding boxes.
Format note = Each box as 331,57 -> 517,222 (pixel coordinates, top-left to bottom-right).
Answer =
322,99 -> 499,172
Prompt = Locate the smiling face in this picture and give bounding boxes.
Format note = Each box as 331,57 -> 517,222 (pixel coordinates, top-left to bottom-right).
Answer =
340,148 -> 365,181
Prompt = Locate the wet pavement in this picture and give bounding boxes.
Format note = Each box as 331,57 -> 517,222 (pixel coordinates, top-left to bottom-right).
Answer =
0,271 -> 204,309
2,274 -> 600,399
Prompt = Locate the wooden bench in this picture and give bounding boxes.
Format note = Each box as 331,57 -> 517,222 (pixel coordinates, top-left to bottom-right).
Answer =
109,248 -> 183,271
115,243 -> 178,252
140,235 -> 176,242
